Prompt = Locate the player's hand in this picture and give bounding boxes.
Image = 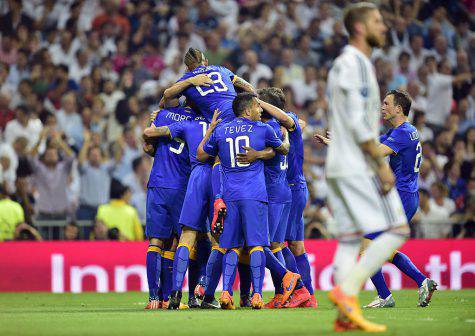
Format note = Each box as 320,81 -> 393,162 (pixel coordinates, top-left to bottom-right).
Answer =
376,163 -> 395,195
150,110 -> 159,124
313,133 -> 330,145
236,146 -> 259,164
188,74 -> 213,87
158,97 -> 166,108
210,109 -> 222,130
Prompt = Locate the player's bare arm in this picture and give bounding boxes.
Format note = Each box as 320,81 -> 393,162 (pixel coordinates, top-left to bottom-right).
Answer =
233,76 -> 256,94
298,118 -> 307,130
257,98 -> 295,130
162,74 -> 214,101
235,146 -> 276,164
360,139 -> 395,194
197,109 -> 222,162
315,132 -> 394,157
142,125 -> 171,141
275,127 -> 290,155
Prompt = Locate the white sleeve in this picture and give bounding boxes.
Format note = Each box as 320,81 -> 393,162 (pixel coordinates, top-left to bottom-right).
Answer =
337,58 -> 376,143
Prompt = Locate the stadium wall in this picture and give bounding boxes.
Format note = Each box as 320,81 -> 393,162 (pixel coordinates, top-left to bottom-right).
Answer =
0,240 -> 474,292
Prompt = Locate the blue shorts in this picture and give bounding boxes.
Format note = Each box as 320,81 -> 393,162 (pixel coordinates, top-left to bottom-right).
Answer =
146,187 -> 186,239
269,202 -> 291,243
365,189 -> 419,240
219,200 -> 269,249
179,165 -> 212,233
285,185 -> 308,242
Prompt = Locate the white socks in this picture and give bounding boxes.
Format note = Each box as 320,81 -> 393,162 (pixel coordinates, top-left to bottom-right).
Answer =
332,240 -> 361,286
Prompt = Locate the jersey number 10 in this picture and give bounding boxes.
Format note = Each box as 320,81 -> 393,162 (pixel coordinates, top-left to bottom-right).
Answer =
226,136 -> 250,168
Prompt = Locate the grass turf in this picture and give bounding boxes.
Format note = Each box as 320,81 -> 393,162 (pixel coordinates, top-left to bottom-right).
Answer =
0,290 -> 474,335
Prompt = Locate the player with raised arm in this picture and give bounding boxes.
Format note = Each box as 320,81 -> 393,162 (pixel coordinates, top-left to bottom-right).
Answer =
196,93 -> 299,310
316,90 -> 437,308
162,48 -> 255,235
325,3 -> 409,332
142,101 -> 196,310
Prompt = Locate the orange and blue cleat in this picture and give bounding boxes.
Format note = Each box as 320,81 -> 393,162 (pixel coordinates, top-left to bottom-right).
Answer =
283,287 -> 311,308
281,271 -> 301,304
251,293 -> 264,310
194,283 -> 205,300
145,299 -> 161,310
264,294 -> 284,309
219,291 -> 236,310
211,198 -> 226,235
299,293 -> 318,308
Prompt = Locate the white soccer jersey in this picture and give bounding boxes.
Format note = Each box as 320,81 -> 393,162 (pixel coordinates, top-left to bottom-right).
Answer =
326,45 -> 381,177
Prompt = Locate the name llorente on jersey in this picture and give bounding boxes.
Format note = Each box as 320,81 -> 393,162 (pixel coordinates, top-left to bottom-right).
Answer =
166,111 -> 194,122
224,124 -> 254,135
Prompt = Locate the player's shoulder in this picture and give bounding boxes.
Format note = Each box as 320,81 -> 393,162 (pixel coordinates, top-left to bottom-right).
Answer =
397,122 -> 420,140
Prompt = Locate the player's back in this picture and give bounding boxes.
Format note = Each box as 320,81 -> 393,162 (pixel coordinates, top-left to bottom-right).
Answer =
286,112 -> 306,188
148,106 -> 195,189
211,118 -> 274,202
326,45 -> 380,177
381,122 -> 421,193
169,115 -> 212,170
178,65 -> 237,122
265,119 -> 291,202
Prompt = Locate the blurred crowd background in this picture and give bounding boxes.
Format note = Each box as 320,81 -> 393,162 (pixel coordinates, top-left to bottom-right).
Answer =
0,0 -> 473,241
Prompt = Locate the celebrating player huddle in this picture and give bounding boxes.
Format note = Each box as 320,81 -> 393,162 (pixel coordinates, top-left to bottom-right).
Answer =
141,2 -> 437,332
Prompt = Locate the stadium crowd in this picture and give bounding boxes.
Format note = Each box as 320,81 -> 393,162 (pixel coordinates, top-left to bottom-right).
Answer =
0,0 -> 473,241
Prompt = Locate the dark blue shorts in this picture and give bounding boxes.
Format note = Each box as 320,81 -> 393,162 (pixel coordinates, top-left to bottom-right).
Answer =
269,201 -> 291,243
365,189 -> 419,240
285,185 -> 308,242
145,187 -> 186,239
219,200 -> 269,249
179,165 -> 212,233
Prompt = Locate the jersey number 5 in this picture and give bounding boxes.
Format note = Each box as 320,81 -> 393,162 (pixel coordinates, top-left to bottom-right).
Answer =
196,72 -> 228,96
413,142 -> 422,173
226,136 -> 250,168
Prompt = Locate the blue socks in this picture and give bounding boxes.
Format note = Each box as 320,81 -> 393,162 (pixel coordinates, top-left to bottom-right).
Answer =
146,245 -> 162,300
204,247 -> 224,296
392,251 -> 426,287
222,249 -> 239,294
264,247 -> 287,279
161,251 -> 174,301
295,253 -> 314,295
188,249 -> 199,294
282,247 -> 299,273
370,270 -> 392,299
250,248 -> 266,295
172,245 -> 190,292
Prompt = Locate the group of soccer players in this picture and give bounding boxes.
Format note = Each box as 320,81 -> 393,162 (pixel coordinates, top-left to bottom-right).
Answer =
142,46 -> 316,310
140,1 -> 437,332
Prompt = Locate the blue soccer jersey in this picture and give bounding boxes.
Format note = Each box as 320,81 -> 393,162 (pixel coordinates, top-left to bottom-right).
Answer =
380,121 -> 421,193
177,65 -> 237,123
147,106 -> 195,189
203,118 -> 283,202
168,115 -> 212,169
286,112 -> 306,188
264,119 -> 291,203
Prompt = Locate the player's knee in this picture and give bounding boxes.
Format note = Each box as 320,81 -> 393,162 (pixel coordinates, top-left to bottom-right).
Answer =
148,238 -> 164,248
288,241 -> 305,255
270,241 -> 282,250
179,227 -> 198,245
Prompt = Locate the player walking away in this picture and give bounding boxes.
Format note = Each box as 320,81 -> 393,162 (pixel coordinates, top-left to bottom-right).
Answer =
325,3 -> 409,332
316,90 -> 438,309
197,93 -> 299,310
161,48 -> 255,236
142,101 -> 197,310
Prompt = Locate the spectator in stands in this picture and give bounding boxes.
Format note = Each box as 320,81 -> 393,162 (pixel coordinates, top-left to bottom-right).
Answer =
415,187 -> 454,238
64,221 -> 79,241
76,130 -> 113,220
95,179 -> 143,241
29,127 -> 74,220
90,220 -> 108,241
4,105 -> 43,150
236,50 -> 272,88
123,156 -> 147,221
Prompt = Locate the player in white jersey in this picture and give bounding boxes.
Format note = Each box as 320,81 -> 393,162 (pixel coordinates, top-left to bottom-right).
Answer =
325,3 -> 409,332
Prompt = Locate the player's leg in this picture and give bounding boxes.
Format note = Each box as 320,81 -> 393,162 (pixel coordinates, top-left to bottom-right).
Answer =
145,187 -> 171,310
211,159 -> 226,233
238,249 -> 252,307
201,234 -> 225,309
189,236 -> 211,307
161,236 -> 177,308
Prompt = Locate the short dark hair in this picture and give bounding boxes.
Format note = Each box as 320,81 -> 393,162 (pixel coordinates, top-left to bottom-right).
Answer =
343,2 -> 378,37
386,90 -> 412,116
110,178 -> 129,199
184,47 -> 205,69
132,157 -> 143,172
257,87 -> 286,110
232,92 -> 257,117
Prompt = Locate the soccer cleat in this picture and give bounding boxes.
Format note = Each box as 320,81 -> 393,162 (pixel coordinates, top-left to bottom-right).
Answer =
251,293 -> 264,310
418,278 -> 438,307
168,290 -> 182,310
219,291 -> 236,310
211,198 -> 226,235
188,295 -> 201,308
240,294 -> 252,308
201,297 -> 220,309
334,313 -> 359,332
284,287 -> 311,308
178,302 -> 190,310
281,271 -> 301,304
161,300 -> 169,309
328,286 -> 387,332
145,299 -> 161,310
194,283 -> 205,300
364,294 -> 395,308
300,294 -> 318,308
264,294 -> 284,309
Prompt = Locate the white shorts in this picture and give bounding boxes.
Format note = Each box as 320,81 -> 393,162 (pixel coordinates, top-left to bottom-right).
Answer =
326,175 -> 407,241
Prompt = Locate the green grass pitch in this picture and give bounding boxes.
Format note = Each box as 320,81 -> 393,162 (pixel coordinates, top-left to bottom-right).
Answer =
1,290 -> 474,335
